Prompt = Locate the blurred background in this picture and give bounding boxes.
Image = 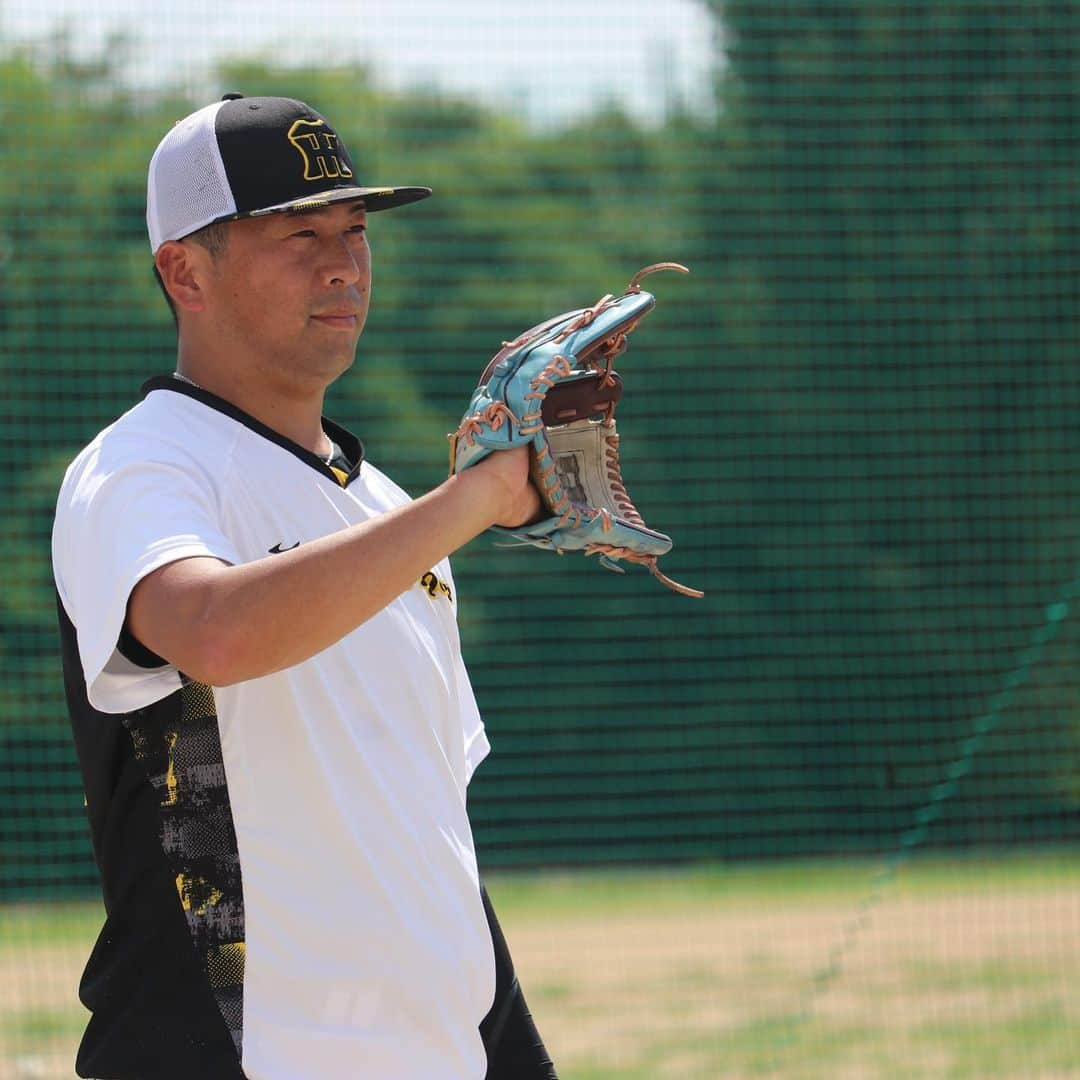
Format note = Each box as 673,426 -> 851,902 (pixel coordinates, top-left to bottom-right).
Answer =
2,1 -> 1079,1077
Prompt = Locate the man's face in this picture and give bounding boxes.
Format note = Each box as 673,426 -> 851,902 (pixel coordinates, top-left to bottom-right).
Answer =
198,199 -> 372,388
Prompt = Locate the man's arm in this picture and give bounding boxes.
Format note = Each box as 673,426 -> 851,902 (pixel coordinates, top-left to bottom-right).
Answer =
127,448 -> 537,686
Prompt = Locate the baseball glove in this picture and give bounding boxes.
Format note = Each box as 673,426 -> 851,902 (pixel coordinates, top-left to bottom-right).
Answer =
449,263 -> 703,598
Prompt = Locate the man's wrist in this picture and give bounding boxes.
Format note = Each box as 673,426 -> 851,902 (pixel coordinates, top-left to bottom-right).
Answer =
442,466 -> 506,532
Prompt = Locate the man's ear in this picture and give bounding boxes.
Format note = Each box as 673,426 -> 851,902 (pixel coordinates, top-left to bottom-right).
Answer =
155,240 -> 210,314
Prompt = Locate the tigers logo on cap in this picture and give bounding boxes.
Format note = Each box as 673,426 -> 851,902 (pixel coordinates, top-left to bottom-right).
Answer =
287,120 -> 354,183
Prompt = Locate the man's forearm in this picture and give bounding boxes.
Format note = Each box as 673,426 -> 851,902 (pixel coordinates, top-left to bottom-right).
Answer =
128,461 -> 529,685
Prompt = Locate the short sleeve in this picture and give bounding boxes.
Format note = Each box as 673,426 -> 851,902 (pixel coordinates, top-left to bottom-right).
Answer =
52,440 -> 243,714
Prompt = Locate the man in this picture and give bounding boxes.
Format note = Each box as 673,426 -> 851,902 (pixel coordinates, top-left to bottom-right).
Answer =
51,94 -> 556,1079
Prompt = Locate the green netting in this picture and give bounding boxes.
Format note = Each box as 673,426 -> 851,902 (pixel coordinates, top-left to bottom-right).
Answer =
2,1 -> 1079,1076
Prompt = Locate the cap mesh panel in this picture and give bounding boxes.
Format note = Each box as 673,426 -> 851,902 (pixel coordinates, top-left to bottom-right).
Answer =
146,102 -> 235,252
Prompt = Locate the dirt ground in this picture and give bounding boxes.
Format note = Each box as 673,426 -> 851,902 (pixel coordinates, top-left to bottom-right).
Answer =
506,886 -> 1080,1078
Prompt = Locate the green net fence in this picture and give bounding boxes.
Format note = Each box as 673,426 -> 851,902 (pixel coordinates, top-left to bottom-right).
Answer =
2,1 -> 1079,1077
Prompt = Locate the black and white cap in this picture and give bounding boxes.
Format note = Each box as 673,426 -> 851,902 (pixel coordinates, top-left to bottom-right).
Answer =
146,94 -> 431,253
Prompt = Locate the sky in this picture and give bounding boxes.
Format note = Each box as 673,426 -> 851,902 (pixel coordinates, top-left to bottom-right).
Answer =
1,0 -> 719,124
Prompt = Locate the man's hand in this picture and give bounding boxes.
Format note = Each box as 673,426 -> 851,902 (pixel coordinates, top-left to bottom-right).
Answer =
473,446 -> 543,530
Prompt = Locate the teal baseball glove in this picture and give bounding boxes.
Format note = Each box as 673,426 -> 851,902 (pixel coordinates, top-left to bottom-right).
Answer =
449,263 -> 703,598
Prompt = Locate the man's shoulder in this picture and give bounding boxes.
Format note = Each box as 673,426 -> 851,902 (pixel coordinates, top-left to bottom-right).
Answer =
62,385 -> 239,489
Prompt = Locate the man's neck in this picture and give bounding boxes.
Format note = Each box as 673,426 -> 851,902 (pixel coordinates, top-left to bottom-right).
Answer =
175,361 -> 331,458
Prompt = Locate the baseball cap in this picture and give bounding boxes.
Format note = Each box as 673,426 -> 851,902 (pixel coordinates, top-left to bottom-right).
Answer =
146,93 -> 431,253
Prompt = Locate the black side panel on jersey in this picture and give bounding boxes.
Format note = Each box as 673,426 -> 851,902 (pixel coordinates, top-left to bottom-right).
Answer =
57,596 -> 245,1079
126,680 -> 247,1053
479,882 -> 559,1080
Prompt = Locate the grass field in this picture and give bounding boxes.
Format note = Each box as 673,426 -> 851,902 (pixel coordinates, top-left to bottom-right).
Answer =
2,853 -> 1078,1079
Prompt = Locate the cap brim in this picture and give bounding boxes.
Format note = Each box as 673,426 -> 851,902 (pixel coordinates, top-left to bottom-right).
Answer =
247,185 -> 432,218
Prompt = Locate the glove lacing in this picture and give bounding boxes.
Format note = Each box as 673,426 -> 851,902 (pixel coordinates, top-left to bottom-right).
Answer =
455,401 -> 521,445
585,545 -> 705,598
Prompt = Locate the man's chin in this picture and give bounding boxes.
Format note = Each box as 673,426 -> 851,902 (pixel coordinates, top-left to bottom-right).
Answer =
328,354 -> 357,383
271,347 -> 356,393
311,348 -> 357,385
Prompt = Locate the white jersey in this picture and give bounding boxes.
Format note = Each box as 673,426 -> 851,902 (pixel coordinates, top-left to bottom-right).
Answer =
52,377 -> 495,1080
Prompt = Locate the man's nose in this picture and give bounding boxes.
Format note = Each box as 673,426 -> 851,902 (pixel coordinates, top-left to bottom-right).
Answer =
321,235 -> 363,287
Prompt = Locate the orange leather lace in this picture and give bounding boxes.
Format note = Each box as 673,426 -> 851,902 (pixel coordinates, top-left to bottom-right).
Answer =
602,429 -> 644,526
455,402 -> 521,446
584,545 -> 704,598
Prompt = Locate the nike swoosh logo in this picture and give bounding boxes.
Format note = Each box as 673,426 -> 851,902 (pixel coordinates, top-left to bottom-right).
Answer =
268,542 -> 300,554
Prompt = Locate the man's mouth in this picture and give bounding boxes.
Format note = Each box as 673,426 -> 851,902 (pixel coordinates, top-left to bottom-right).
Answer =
311,312 -> 359,330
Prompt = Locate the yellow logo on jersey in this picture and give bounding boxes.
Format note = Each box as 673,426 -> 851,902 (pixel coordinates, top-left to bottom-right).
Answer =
175,872 -> 224,916
420,570 -> 453,603
287,119 -> 354,182
163,729 -> 179,807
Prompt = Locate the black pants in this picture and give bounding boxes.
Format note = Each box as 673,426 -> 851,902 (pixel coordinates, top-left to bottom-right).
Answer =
479,883 -> 559,1080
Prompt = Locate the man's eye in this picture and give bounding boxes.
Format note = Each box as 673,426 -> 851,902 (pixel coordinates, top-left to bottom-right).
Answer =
347,224 -> 367,235
291,229 -> 317,239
